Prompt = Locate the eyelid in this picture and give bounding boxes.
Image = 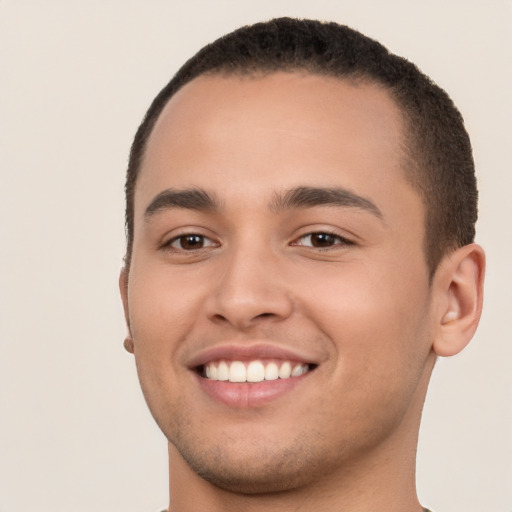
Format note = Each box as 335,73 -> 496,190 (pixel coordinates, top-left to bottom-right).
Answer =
291,230 -> 354,249
169,234 -> 217,249
160,229 -> 220,252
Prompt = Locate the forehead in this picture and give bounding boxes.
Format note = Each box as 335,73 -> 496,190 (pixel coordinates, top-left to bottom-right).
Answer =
136,71 -> 413,218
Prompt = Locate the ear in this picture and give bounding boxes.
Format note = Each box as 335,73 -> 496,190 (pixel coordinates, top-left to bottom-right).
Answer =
431,243 -> 485,357
119,267 -> 134,354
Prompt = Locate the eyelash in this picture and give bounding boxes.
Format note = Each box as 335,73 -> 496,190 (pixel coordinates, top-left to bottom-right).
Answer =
162,230 -> 352,252
291,231 -> 353,250
164,234 -> 218,251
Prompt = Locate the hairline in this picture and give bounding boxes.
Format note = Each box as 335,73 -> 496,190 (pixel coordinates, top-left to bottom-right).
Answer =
126,67 -> 439,279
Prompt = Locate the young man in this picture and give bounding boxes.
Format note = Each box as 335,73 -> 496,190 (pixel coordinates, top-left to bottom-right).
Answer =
120,18 -> 485,512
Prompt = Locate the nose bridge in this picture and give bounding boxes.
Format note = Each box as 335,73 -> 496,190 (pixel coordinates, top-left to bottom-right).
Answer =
206,237 -> 293,328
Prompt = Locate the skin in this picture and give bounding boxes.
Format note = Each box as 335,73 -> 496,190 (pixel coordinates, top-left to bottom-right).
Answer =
120,72 -> 485,512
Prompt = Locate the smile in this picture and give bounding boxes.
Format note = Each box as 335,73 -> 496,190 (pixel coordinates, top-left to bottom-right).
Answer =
189,344 -> 319,407
203,359 -> 310,383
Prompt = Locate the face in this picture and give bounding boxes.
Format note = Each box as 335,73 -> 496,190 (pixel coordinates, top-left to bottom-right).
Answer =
122,72 -> 437,492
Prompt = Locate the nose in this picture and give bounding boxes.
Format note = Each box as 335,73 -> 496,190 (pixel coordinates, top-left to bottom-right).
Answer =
205,245 -> 294,330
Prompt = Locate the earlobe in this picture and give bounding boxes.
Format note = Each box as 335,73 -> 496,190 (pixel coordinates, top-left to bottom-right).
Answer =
124,336 -> 135,354
432,243 -> 485,357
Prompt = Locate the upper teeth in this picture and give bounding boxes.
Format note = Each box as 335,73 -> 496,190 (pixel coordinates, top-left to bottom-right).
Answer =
204,360 -> 309,383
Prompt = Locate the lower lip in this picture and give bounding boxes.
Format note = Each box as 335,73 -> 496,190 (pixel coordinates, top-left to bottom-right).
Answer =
195,372 -> 309,408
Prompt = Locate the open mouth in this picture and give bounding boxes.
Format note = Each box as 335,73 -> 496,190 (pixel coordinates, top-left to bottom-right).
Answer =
198,359 -> 316,383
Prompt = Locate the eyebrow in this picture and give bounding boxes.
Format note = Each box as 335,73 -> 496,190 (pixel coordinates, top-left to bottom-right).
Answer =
269,186 -> 383,219
144,188 -> 221,218
144,185 -> 383,220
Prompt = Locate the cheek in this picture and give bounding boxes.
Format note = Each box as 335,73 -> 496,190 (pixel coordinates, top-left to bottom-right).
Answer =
126,262 -> 205,428
125,265 -> 205,413
128,261 -> 205,343
307,268 -> 433,437
298,259 -> 432,378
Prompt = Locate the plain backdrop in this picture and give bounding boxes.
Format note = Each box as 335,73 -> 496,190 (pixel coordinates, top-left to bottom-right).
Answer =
0,1 -> 511,511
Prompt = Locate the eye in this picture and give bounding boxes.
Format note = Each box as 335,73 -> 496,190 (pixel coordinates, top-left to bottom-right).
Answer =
293,232 -> 350,248
167,234 -> 217,251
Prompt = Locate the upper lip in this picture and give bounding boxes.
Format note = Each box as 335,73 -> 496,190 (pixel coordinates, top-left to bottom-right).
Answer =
187,343 -> 321,369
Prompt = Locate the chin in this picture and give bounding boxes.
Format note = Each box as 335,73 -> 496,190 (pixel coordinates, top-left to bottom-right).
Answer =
173,435 -> 328,495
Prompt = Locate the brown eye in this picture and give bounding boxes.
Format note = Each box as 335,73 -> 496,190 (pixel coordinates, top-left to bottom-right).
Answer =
169,234 -> 216,250
309,233 -> 337,247
295,232 -> 349,248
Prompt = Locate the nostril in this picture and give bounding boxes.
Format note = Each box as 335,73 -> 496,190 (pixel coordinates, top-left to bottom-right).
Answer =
206,289 -> 294,328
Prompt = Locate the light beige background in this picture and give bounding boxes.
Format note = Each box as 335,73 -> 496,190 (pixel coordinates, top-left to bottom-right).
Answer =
0,1 -> 510,511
